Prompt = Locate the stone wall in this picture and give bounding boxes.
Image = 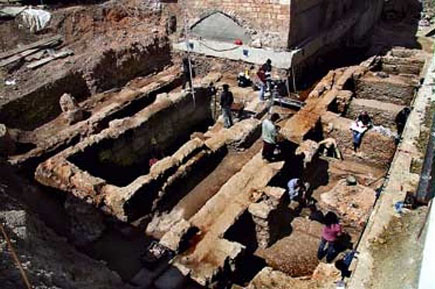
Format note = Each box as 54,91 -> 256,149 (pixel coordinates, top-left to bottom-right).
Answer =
0,72 -> 90,130
322,112 -> 397,169
346,98 -> 405,129
355,73 -> 419,106
180,0 -> 291,49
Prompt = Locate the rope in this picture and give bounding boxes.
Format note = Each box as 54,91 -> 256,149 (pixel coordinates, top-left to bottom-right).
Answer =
197,40 -> 241,52
0,222 -> 32,289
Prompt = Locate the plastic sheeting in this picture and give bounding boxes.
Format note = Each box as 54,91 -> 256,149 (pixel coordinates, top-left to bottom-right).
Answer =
21,8 -> 51,32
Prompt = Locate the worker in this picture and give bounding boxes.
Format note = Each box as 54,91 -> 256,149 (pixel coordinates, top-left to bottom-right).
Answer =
262,113 -> 280,161
318,212 -> 342,263
287,178 -> 309,202
181,55 -> 194,91
308,204 -> 324,224
257,66 -> 267,101
395,107 -> 411,135
318,138 -> 342,159
262,59 -> 272,74
220,84 -> 234,128
350,111 -> 372,153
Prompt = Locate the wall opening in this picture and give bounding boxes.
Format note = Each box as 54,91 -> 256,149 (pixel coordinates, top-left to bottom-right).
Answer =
190,12 -> 250,44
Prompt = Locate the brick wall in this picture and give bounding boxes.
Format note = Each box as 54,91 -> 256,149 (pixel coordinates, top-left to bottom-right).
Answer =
180,0 -> 291,49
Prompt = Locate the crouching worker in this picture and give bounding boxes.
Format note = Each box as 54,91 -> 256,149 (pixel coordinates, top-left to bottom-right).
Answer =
318,212 -> 342,263
350,111 -> 372,153
318,138 -> 342,159
262,113 -> 281,161
287,178 -> 310,203
395,107 -> 411,136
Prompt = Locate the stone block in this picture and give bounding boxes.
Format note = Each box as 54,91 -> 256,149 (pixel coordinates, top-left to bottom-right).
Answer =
172,138 -> 205,166
159,219 -> 195,253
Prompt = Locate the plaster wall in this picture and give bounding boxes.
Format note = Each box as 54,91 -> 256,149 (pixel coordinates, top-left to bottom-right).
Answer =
180,0 -> 291,48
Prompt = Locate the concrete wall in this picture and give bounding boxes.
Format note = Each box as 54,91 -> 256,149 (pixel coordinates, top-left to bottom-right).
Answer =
289,0 -> 355,47
351,0 -> 384,41
288,0 -> 383,48
180,0 -> 291,48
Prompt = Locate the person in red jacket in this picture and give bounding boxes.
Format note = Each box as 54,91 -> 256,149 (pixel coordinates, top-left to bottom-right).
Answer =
257,59 -> 272,101
257,67 -> 267,101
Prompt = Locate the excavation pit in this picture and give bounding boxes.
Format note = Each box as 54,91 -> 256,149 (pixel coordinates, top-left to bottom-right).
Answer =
8,67 -> 183,167
22,41 -> 429,289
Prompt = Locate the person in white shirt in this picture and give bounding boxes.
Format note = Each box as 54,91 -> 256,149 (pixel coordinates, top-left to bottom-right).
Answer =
262,113 -> 280,161
350,111 -> 372,152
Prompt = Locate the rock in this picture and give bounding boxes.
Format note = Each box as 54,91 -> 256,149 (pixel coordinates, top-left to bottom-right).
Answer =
346,175 -> 357,186
59,93 -> 79,112
295,139 -> 319,168
159,219 -> 195,252
66,108 -> 85,125
59,93 -> 85,124
312,263 -> 341,281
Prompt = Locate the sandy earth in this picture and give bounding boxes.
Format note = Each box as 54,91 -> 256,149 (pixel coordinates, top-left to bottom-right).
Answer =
366,207 -> 427,289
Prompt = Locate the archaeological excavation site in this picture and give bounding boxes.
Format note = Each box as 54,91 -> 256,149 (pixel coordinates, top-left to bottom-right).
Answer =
2,0 -> 435,288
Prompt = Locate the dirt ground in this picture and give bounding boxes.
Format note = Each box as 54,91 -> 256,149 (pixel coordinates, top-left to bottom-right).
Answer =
366,207 -> 427,289
0,0 -> 170,111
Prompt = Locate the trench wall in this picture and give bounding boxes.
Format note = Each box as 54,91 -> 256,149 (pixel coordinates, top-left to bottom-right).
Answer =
0,72 -> 90,130
71,90 -> 212,171
0,35 -> 171,131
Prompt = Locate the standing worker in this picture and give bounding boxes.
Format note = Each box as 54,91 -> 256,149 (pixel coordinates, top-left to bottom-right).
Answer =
262,59 -> 272,91
262,113 -> 280,161
257,66 -> 267,101
317,212 -> 342,263
220,84 -> 234,128
262,59 -> 272,74
182,55 -> 194,91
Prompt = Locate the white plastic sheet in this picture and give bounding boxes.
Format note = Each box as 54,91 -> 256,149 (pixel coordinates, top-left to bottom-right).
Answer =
21,8 -> 51,33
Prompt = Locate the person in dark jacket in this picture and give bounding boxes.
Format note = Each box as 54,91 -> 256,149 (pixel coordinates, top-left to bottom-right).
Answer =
220,84 -> 234,128
262,59 -> 272,73
395,107 -> 411,135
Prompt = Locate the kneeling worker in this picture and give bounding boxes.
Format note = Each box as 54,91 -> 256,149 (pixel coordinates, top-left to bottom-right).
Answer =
262,113 -> 280,161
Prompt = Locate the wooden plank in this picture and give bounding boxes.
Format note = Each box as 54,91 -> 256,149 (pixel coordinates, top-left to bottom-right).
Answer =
0,35 -> 62,60
0,48 -> 40,67
24,50 -> 46,62
27,50 -> 73,69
